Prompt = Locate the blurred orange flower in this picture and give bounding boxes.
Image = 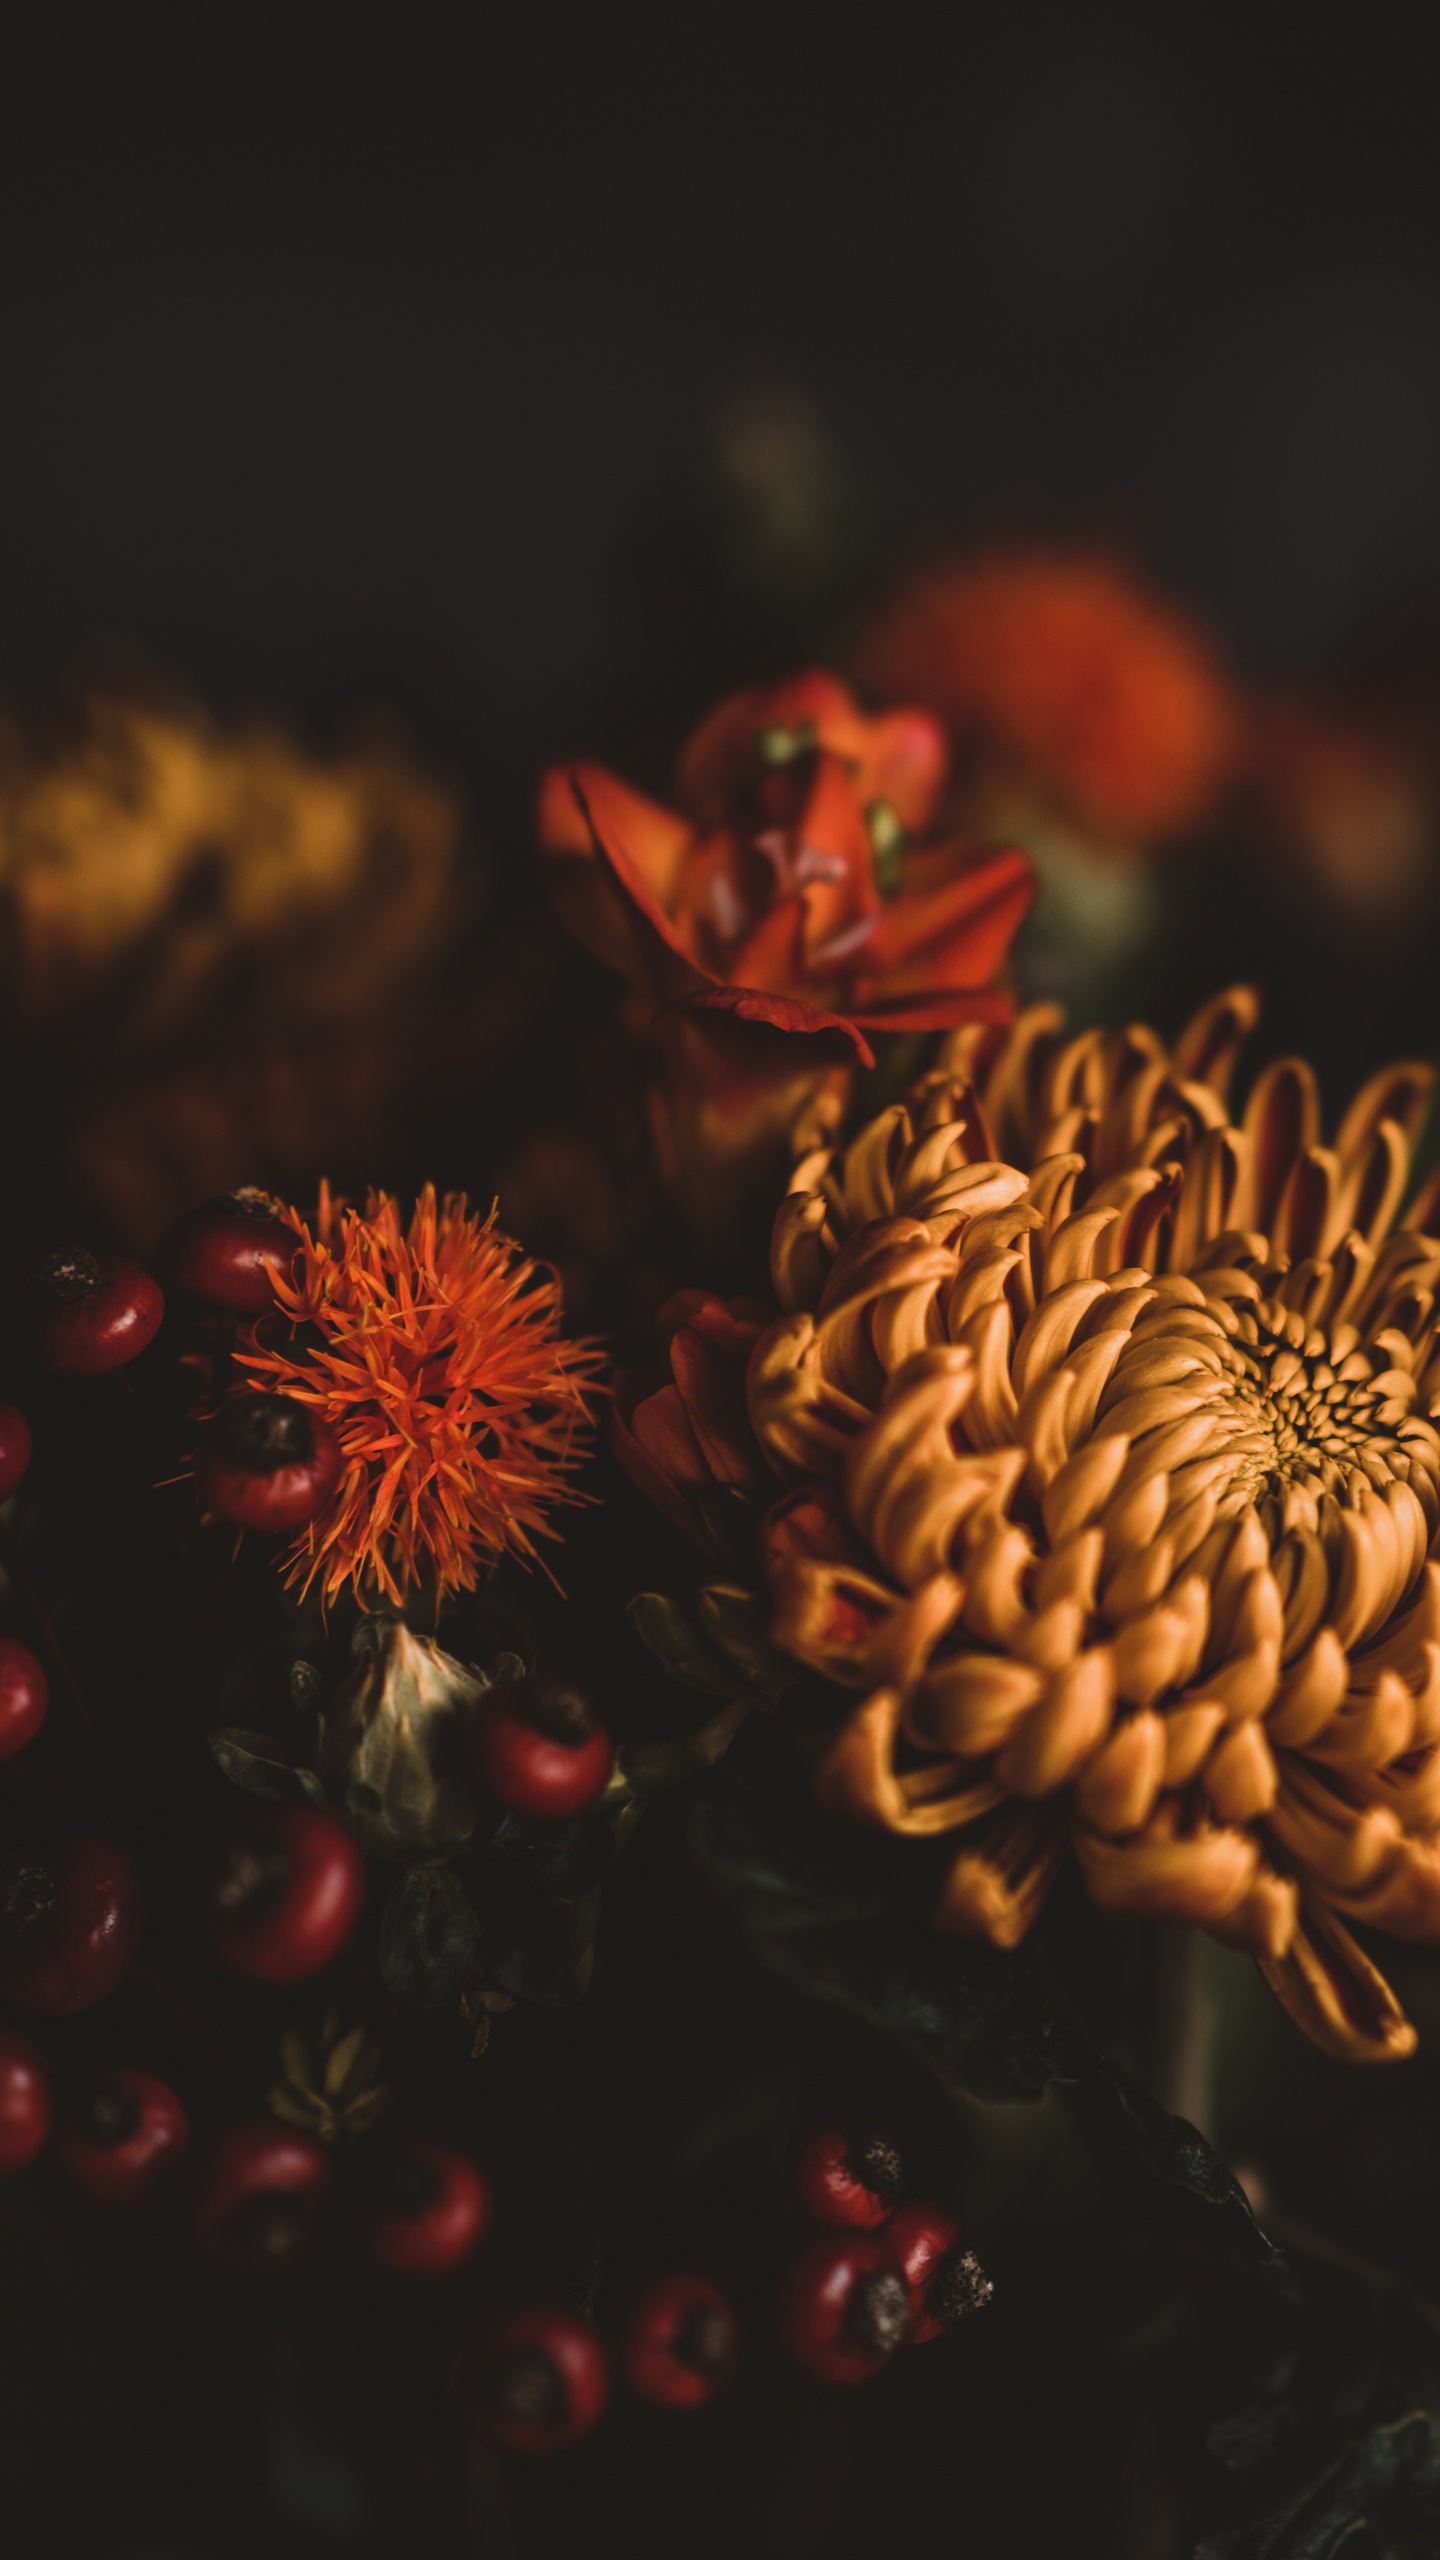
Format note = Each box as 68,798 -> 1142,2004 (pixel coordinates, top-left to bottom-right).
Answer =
238,1185 -> 604,1609
855,554 -> 1238,843
539,672 -> 1033,1211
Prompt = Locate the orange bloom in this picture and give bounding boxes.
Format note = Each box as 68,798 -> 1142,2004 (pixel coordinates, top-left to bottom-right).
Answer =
538,673 -> 1033,1211
855,555 -> 1238,842
611,1292 -> 773,1553
237,1185 -> 604,1609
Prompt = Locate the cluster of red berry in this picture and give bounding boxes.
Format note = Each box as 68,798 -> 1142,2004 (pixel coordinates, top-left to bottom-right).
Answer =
1,2037 -> 184,2194
0,2018 -> 488,2266
452,2115 -> 993,2459
461,2271 -> 742,2453
2,1191 -> 990,2487
777,2119 -> 992,2383
0,1203 -> 615,2265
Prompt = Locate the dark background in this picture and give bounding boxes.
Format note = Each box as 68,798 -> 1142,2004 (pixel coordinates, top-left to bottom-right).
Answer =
5,10 -> 1440,837
7,18 -> 1440,2559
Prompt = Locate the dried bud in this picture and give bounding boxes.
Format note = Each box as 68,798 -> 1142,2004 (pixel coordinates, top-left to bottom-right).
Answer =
316,1622 -> 480,1860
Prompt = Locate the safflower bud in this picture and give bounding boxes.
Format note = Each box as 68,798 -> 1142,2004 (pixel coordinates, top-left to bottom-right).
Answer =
317,1621 -> 480,1861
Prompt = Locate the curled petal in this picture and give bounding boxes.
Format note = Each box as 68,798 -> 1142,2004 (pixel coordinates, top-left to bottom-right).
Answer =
1171,984 -> 1261,1096
1267,1762 -> 1404,1892
769,1553 -> 911,1687
770,1189 -> 835,1314
748,1315 -> 873,1477
862,843 -> 1034,982
1162,1703 -> 1227,1785
995,1647 -> 1116,1796
1074,1812 -> 1259,1926
610,1379 -> 709,1546
1305,1670 -> 1415,1776
1328,1834 -> 1440,1940
908,1652 -> 1046,1757
1203,1722 -> 1279,1824
1072,1711 -> 1167,1836
1258,1903 -> 1417,2063
933,1805 -> 1069,1947
1265,1628 -> 1350,1747
662,980 -> 875,1066
865,1574 -> 967,1695
1209,1868 -> 1299,1961
538,763 -> 695,986
816,1687 -> 1002,1836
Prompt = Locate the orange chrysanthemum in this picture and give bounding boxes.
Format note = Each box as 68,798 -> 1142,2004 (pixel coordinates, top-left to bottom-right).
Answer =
237,1185 -> 604,1608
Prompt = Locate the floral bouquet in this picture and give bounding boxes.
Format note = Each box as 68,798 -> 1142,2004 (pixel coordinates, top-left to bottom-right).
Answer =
6,581 -> 1440,2558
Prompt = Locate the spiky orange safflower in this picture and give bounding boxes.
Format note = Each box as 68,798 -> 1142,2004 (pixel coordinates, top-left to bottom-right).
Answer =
236,1185 -> 604,1609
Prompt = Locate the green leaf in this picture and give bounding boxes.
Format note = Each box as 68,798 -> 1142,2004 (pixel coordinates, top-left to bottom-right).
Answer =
340,2086 -> 391,2136
377,1864 -> 478,2013
209,1727 -> 321,1804
268,2084 -> 327,2132
483,1650 -> 528,1689
695,1584 -> 796,1697
323,2025 -> 371,2102
627,1593 -> 739,1696
1198,2229 -> 1440,2557
616,1697 -> 753,1799
1074,2056 -> 1277,2266
689,1787 -> 1075,2106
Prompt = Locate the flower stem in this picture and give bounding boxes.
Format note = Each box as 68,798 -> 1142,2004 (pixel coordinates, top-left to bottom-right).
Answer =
1144,1925 -> 1212,2131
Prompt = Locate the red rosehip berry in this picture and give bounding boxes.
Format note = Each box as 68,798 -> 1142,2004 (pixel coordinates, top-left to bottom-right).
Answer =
773,2231 -> 910,2385
54,2067 -> 189,2203
0,1402 -> 34,1502
206,1802 -> 365,1984
0,2026 -> 51,2173
789,2119 -> 905,2228
0,1637 -> 49,1761
0,1835 -> 145,2014
465,1675 -> 613,1821
196,1392 -> 342,1532
459,2306 -> 609,2454
888,2201 -> 994,2343
189,2122 -> 333,2271
359,2137 -> 493,2276
618,2273 -> 741,2410
29,1250 -> 164,1376
161,1190 -> 298,1315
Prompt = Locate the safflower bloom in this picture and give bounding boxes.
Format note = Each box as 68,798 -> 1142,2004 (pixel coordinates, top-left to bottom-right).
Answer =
538,673 -> 1033,1211
621,989 -> 1440,2061
237,1186 -> 603,1609
854,554 -> 1238,843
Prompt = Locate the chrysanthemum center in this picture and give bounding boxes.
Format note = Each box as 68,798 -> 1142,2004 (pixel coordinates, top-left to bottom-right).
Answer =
1112,1294 -> 1440,1546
